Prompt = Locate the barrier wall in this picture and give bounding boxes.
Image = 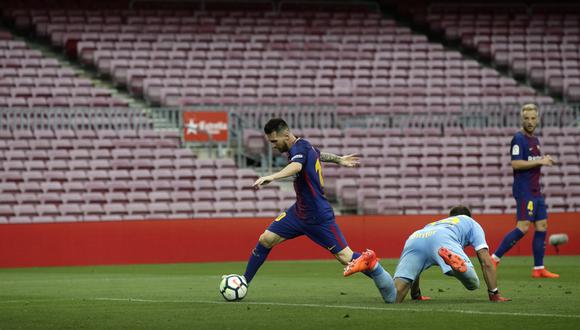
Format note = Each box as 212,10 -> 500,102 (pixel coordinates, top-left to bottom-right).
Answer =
1,213 -> 578,268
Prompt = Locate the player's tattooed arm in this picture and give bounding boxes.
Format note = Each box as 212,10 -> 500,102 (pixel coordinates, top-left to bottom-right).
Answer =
321,152 -> 360,168
320,152 -> 341,163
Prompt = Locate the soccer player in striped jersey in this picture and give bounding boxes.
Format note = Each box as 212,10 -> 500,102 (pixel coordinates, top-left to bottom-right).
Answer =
491,104 -> 559,278
238,118 -> 396,303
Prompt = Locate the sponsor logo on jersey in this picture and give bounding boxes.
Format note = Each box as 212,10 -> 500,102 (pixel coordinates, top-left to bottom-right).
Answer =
291,154 -> 304,161
512,145 -> 520,155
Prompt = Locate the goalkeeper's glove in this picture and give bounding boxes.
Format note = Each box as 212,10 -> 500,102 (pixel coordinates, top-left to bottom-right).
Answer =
488,289 -> 511,302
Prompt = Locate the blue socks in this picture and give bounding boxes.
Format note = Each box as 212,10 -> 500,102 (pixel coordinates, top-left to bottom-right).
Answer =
494,228 -> 548,268
494,228 -> 525,258
368,263 -> 396,303
243,243 -> 271,284
243,246 -> 397,303
533,231 -> 547,267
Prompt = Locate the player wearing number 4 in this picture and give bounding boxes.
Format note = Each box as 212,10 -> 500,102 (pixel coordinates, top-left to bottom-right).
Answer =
491,104 -> 559,278
345,206 -> 510,302
238,118 -> 396,303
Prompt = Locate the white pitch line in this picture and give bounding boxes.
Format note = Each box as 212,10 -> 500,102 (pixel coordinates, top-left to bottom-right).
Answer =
0,298 -> 71,304
93,297 -> 580,319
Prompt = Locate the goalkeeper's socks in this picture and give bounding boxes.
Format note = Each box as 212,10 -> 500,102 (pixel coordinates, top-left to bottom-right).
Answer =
532,231 -> 547,267
243,243 -> 271,284
494,228 -> 525,258
368,262 -> 396,303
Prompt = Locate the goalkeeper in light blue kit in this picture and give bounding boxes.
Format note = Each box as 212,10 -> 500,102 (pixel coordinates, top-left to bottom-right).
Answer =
349,205 -> 511,303
394,205 -> 510,303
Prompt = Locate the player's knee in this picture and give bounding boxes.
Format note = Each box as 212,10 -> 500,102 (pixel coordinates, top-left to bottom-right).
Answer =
258,233 -> 276,249
384,293 -> 396,304
535,221 -> 548,231
517,223 -> 530,234
465,277 -> 480,291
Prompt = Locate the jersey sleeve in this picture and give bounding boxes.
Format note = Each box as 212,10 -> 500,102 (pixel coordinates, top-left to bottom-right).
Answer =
469,221 -> 489,252
288,141 -> 307,165
510,135 -> 525,161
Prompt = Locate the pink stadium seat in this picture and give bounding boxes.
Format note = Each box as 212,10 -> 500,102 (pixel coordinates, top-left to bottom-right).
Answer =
126,203 -> 148,217
235,201 -> 258,217
19,182 -> 42,194
215,201 -> 236,215
16,193 -> 38,205
149,191 -> 172,203
235,190 -> 256,201
377,199 -> 402,215
102,203 -> 128,219
214,190 -> 237,202
169,202 -> 194,218
105,192 -> 129,204
38,193 -> 62,205
148,203 -> 170,218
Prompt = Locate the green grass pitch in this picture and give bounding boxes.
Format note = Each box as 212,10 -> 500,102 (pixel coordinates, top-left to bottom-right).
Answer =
1,256 -> 579,329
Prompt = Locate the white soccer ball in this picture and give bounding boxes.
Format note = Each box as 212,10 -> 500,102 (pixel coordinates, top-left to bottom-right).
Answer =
219,274 -> 248,301
549,233 -> 569,246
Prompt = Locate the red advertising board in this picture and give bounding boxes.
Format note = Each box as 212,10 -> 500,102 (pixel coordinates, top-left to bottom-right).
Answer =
183,111 -> 229,142
1,213 -> 579,268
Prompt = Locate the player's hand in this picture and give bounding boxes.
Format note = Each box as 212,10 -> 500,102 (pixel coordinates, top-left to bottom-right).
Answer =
489,292 -> 511,302
411,295 -> 431,301
543,155 -> 556,166
338,154 -> 360,168
411,289 -> 430,301
253,176 -> 274,188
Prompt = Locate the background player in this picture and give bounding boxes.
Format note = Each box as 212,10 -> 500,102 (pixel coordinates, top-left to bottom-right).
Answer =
386,205 -> 511,303
491,104 -> 559,278
237,118 -> 396,303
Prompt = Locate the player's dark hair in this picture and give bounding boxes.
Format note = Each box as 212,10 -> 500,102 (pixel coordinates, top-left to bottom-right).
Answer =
264,118 -> 289,134
449,205 -> 472,217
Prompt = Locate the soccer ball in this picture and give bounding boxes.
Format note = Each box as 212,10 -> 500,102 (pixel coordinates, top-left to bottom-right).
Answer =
219,274 -> 248,301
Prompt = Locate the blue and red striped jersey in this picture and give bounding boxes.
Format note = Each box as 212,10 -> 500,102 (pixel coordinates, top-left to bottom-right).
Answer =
287,138 -> 334,222
510,131 -> 542,199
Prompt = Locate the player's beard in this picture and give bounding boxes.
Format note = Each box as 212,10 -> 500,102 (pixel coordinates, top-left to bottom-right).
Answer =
523,123 -> 536,135
278,145 -> 289,153
275,143 -> 289,153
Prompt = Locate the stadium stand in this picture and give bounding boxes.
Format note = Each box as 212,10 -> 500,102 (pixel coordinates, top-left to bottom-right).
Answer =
391,2 -> 580,102
0,122 -> 296,223
1,4 -> 554,110
0,27 -> 129,107
312,126 -> 580,215
0,0 -> 578,222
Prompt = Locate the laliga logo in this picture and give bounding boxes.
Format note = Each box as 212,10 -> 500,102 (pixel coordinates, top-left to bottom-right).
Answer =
186,118 -> 228,136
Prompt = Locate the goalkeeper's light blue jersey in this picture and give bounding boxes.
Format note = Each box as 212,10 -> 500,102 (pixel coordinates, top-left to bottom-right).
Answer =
420,215 -> 489,252
394,215 -> 489,280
